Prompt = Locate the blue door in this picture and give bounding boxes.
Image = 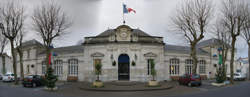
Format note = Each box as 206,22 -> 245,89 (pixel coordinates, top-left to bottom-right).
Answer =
118,54 -> 130,80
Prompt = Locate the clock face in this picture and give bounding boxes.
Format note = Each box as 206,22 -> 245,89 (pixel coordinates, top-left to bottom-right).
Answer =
120,32 -> 128,38
120,28 -> 128,38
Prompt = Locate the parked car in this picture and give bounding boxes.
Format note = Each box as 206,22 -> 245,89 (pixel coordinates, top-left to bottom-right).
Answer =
22,75 -> 45,87
179,74 -> 202,86
2,73 -> 15,82
226,72 -> 246,81
0,74 -> 2,80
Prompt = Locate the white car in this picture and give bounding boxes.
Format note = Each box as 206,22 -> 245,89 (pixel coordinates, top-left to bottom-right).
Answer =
2,73 -> 15,82
227,73 -> 246,81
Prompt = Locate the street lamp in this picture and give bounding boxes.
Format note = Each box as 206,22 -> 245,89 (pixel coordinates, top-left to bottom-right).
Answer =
0,23 -> 4,29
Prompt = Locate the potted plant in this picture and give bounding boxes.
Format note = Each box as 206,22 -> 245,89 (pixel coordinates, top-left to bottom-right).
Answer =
93,63 -> 103,88
148,60 -> 159,86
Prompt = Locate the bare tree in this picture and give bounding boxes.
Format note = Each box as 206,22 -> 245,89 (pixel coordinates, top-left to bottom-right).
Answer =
213,19 -> 231,82
171,0 -> 213,74
0,2 -> 25,85
221,0 -> 249,84
15,30 -> 25,80
32,2 -> 71,69
0,30 -> 8,75
241,3 -> 250,80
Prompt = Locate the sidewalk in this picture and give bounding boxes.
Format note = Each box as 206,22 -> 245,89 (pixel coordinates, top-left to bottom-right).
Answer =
79,81 -> 175,92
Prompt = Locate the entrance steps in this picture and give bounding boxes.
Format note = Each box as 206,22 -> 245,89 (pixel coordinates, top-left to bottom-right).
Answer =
109,81 -> 139,86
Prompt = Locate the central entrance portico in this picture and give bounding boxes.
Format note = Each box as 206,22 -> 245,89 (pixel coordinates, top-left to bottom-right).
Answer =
118,54 -> 130,80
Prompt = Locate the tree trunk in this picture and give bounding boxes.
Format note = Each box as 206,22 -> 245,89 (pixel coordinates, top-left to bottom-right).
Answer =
248,43 -> 250,80
191,42 -> 198,74
17,49 -> 24,80
46,47 -> 51,69
10,40 -> 18,85
229,37 -> 236,84
222,45 -> 229,80
2,55 -> 6,74
97,74 -> 99,81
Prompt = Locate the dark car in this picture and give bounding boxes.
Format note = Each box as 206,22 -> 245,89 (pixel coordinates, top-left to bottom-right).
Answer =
22,75 -> 45,87
178,74 -> 202,86
0,74 -> 2,80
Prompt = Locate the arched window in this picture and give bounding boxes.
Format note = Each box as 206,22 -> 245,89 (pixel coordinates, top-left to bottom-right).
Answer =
199,60 -> 206,74
42,61 -> 46,74
169,58 -> 180,75
68,59 -> 78,76
54,60 -> 63,75
185,59 -> 193,74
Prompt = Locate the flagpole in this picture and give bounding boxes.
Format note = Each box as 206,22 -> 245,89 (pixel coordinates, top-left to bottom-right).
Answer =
122,3 -> 125,25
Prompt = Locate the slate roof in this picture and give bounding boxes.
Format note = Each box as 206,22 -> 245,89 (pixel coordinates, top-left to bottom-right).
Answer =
84,26 -> 163,44
22,39 -> 43,47
165,44 -> 209,55
53,45 -> 84,54
96,29 -> 152,37
38,45 -> 84,56
197,38 -> 221,48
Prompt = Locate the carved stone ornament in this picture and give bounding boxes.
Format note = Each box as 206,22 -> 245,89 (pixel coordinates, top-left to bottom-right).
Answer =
144,52 -> 157,57
91,52 -> 105,57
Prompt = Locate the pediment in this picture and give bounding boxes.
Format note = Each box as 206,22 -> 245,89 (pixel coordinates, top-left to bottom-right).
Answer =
144,52 -> 157,57
91,52 -> 104,57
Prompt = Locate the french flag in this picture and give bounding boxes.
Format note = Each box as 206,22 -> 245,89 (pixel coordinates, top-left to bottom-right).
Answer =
123,4 -> 136,14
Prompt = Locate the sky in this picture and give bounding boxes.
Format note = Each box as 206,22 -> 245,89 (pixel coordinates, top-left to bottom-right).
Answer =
1,0 -> 249,58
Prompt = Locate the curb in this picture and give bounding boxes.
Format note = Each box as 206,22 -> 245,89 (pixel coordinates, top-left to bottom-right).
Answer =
79,85 -> 174,92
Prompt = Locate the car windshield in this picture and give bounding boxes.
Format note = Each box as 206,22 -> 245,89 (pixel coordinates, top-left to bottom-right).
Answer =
192,75 -> 200,79
234,73 -> 240,76
25,76 -> 33,79
4,74 -> 10,76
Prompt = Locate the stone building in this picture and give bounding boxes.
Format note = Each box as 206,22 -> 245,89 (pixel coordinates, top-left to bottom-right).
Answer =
236,57 -> 249,77
16,25 -> 236,82
0,53 -> 13,75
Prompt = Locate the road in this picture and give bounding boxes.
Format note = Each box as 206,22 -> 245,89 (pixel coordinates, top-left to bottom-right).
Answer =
0,81 -> 250,97
171,81 -> 250,97
0,84 -> 68,97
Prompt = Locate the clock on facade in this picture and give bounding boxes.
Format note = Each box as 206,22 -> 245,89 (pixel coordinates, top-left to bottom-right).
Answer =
119,28 -> 128,38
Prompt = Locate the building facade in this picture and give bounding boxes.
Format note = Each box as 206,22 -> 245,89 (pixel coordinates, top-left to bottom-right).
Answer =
0,53 -> 13,75
236,58 -> 249,77
16,25 -> 236,82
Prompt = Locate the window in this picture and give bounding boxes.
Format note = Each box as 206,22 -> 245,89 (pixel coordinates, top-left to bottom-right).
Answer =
68,59 -> 78,76
27,65 -> 30,74
199,60 -> 206,74
147,59 -> 154,75
185,59 -> 193,64
27,49 -> 30,59
53,60 -> 63,75
185,59 -> 193,74
185,65 -> 192,74
169,58 -> 180,75
42,61 -> 46,74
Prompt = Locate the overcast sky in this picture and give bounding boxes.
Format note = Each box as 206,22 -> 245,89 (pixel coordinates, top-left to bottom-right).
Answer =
1,0 -> 249,58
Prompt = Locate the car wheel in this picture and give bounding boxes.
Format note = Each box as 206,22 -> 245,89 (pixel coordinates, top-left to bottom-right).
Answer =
23,84 -> 26,87
32,83 -> 36,87
188,83 -> 192,87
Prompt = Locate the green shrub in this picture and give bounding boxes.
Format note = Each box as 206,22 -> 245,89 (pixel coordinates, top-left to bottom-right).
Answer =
95,63 -> 102,81
216,67 -> 226,83
45,67 -> 58,88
